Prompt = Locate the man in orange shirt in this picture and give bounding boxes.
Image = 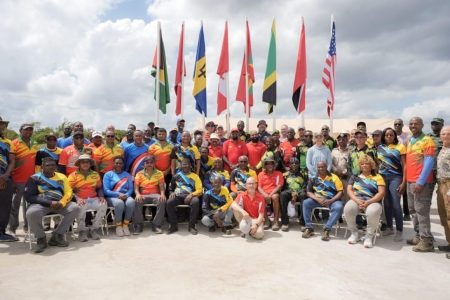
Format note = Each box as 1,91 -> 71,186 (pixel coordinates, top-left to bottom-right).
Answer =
208,133 -> 223,159
223,128 -> 248,172
9,123 -> 39,235
59,131 -> 91,176
246,130 -> 267,170
279,128 -> 300,170
94,129 -> 123,176
258,157 -> 284,231
148,128 -> 174,196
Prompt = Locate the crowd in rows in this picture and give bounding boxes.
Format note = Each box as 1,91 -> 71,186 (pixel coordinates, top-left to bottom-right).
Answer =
0,116 -> 449,257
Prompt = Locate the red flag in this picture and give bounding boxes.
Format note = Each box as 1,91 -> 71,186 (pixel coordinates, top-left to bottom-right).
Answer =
217,22 -> 229,116
292,18 -> 307,113
236,21 -> 254,114
174,22 -> 186,116
322,19 -> 336,117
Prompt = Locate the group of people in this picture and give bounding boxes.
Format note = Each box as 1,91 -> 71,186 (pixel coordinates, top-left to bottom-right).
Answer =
0,115 -> 448,258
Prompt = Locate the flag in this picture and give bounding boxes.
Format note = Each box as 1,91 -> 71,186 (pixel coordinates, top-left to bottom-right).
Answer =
174,22 -> 186,116
236,20 -> 255,115
217,21 -> 229,116
262,19 -> 276,114
292,18 -> 307,113
322,18 -> 336,117
151,27 -> 170,114
193,23 -> 207,116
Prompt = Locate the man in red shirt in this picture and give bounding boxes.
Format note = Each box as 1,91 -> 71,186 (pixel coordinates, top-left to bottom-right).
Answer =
223,128 -> 248,172
246,130 -> 267,170
231,177 -> 265,240
280,128 -> 300,170
208,133 -> 223,159
258,157 -> 284,231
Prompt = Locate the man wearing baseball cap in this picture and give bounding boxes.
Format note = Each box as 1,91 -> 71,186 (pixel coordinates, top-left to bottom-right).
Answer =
257,120 -> 271,142
429,117 -> 444,155
35,132 -> 62,173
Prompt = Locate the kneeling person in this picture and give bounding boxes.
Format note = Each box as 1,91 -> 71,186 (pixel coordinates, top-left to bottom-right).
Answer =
25,158 -> 80,253
201,176 -> 233,234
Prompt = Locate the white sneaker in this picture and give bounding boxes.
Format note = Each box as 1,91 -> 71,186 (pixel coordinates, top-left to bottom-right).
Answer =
364,234 -> 374,248
348,231 -> 359,244
383,228 -> 394,236
393,231 -> 403,242
116,226 -> 124,237
122,225 -> 131,236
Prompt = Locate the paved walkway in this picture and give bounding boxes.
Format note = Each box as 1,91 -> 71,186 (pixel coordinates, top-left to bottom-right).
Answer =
1,198 -> 449,300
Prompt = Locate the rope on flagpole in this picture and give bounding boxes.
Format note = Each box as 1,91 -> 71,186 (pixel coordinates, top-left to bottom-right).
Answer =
155,21 -> 161,125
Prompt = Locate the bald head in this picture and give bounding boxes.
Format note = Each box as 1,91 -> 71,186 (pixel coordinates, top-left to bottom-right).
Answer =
441,126 -> 450,146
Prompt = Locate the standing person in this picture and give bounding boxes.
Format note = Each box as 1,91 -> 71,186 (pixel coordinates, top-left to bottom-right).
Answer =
103,157 -> 135,237
257,120 -> 271,142
297,126 -> 306,142
199,147 -> 214,180
193,133 -> 204,153
306,132 -> 332,178
203,158 -> 230,191
203,121 -> 216,143
356,121 -> 373,148
120,129 -> 135,149
436,126 -> 450,258
171,131 -> 200,175
208,133 -> 223,159
296,130 -> 313,174
394,118 -> 411,220
176,118 -> 185,143
0,117 -> 17,242
405,117 -> 436,252
331,131 -> 351,201
25,157 -> 79,253
56,123 -> 72,149
60,121 -> 90,148
280,128 -> 300,170
348,130 -> 377,177
246,130 -> 267,170
371,130 -> 383,148
257,136 -> 284,172
231,177 -> 265,240
59,131 -> 90,176
321,125 -> 337,151
377,127 -> 406,241
148,128 -> 174,195
216,125 -> 228,144
35,132 -> 62,173
123,130 -> 150,177
9,123 -> 38,235
168,128 -> 179,146
95,130 -> 124,176
429,118 -> 444,155
223,128 -> 248,172
236,120 -> 249,142
279,124 -> 289,143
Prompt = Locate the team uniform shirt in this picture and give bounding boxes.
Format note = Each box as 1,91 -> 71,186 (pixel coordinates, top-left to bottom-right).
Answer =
258,170 -> 285,194
377,143 -> 406,177
0,137 -> 15,176
307,173 -> 343,200
331,147 -> 351,179
283,171 -> 308,197
148,141 -> 174,172
256,149 -> 284,171
348,145 -> 377,176
170,144 -> 200,173
68,170 -> 102,199
246,141 -> 267,168
59,145 -> 88,176
406,133 -> 436,183
296,143 -> 312,171
25,171 -> 73,207
203,186 -> 233,213
324,136 -> 337,151
203,169 -> 230,190
11,138 -> 39,183
437,147 -> 450,180
208,144 -> 223,159
199,156 -> 215,179
94,143 -> 124,174
171,171 -> 203,197
235,191 -> 266,219
35,146 -> 62,173
348,174 -> 385,200
280,139 -> 300,166
144,138 -> 156,147
120,140 -> 133,149
230,168 -> 257,193
103,170 -> 133,198
124,143 -> 150,177
134,169 -> 164,195
222,139 -> 248,170
58,136 -> 90,149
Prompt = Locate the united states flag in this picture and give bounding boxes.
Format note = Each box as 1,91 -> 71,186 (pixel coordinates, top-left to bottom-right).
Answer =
322,19 -> 336,117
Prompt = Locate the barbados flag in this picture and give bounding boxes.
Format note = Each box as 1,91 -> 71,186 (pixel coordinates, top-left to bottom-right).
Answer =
193,23 -> 207,116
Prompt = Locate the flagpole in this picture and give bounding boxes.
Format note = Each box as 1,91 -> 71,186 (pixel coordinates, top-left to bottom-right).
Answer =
272,17 -> 276,132
329,14 -> 334,134
180,21 -> 185,119
301,16 -> 306,129
155,21 -> 161,125
245,18 -> 250,132
225,20 -> 231,134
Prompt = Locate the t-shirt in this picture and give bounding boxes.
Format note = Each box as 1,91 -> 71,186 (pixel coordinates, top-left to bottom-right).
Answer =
203,186 -> 233,212
103,170 -> 133,198
377,143 -> 406,176
11,138 -> 39,183
200,156 -> 215,179
307,173 -> 343,200
280,139 -> 300,166
68,170 -> 102,199
283,171 -> 307,195
406,133 -> 436,183
348,174 -> 385,200
230,168 -> 257,192
171,171 -> 203,197
246,142 -> 267,168
223,139 -> 248,170
59,145 -> 87,176
170,144 -> 200,173
208,144 -> 223,159
348,145 -> 377,176
27,171 -> 73,207
124,143 -> 150,177
148,141 -> 174,172
35,147 -> 62,173
135,169 -> 164,195
0,137 -> 14,176
235,191 -> 265,219
58,136 -> 90,149
93,143 -> 124,174
257,170 -> 284,194
203,169 -> 230,190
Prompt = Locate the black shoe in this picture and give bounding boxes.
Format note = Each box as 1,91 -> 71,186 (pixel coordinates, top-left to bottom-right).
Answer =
403,214 -> 411,221
152,226 -> 163,234
447,253 -> 450,259
208,226 -> 216,232
380,223 -> 387,231
222,226 -> 232,235
189,224 -> 198,235
133,224 -> 143,235
34,237 -> 47,253
167,225 -> 178,235
48,233 -> 69,247
0,233 -> 19,242
438,245 -> 450,252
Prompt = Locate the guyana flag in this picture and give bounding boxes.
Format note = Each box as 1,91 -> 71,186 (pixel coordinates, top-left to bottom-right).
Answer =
151,27 -> 170,114
262,19 -> 276,114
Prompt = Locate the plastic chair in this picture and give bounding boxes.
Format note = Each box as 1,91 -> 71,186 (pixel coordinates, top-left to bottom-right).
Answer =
24,213 -> 63,250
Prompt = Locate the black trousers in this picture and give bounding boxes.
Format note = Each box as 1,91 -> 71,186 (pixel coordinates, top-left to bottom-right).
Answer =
280,190 -> 305,225
0,179 -> 13,234
166,195 -> 199,227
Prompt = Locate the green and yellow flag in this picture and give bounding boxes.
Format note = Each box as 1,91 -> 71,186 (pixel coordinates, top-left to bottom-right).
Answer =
262,19 -> 276,114
151,27 -> 170,114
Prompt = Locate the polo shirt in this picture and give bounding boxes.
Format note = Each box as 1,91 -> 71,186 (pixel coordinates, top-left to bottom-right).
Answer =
0,137 -> 15,176
307,173 -> 343,200
377,143 -> 406,177
349,174 -> 385,200
208,144 -> 223,159
204,186 -> 233,212
58,136 -> 90,149
135,169 -> 164,195
283,171 -> 307,193
94,143 -> 124,174
349,145 -> 377,176
148,141 -> 174,172
406,133 -> 436,183
246,141 -> 267,168
11,137 -> 39,183
223,139 -> 248,168
59,145 -> 86,175
280,139 -> 300,166
170,144 -> 200,172
35,146 -> 62,172
236,191 -> 265,219
28,171 -> 73,207
124,143 -> 150,176
68,170 -> 102,199
257,170 -> 284,194
230,168 -> 257,193
172,171 -> 203,197
103,170 -> 133,198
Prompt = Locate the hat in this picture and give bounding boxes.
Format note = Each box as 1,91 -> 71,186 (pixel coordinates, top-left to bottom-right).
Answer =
210,133 -> 219,140
142,155 -> 155,163
45,132 -> 58,139
75,154 -> 94,167
431,118 -> 444,125
354,129 -> 367,136
257,120 -> 267,127
231,128 -> 239,133
170,128 -> 178,133
20,123 -> 34,131
272,130 -> 280,135
263,156 -> 275,164
337,130 -> 349,139
206,121 -> 215,127
177,118 -> 185,123
0,116 -> 9,125
372,130 -> 383,136
357,121 -> 366,127
298,126 -> 305,130
92,131 -> 103,138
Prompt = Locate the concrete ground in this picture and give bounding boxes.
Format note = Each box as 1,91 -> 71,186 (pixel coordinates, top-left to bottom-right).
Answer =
1,197 -> 449,300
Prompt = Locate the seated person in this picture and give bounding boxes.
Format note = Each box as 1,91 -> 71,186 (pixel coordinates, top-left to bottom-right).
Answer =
167,158 -> 203,235
344,155 -> 385,248
257,157 -> 284,231
68,154 -> 107,242
229,155 -> 257,198
280,157 -> 308,232
230,177 -> 265,240
103,156 -> 135,237
201,176 -> 233,234
203,158 -> 230,191
25,157 -> 80,253
302,161 -> 344,241
133,155 -> 166,234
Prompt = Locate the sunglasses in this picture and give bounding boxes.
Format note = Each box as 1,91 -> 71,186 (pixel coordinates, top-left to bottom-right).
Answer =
106,135 -> 115,138
74,136 -> 84,140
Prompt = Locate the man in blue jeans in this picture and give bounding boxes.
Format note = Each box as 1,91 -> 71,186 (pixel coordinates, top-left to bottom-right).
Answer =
302,161 -> 344,241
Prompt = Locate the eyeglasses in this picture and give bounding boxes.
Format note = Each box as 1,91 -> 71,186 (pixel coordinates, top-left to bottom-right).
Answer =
106,135 -> 115,138
74,136 -> 84,140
